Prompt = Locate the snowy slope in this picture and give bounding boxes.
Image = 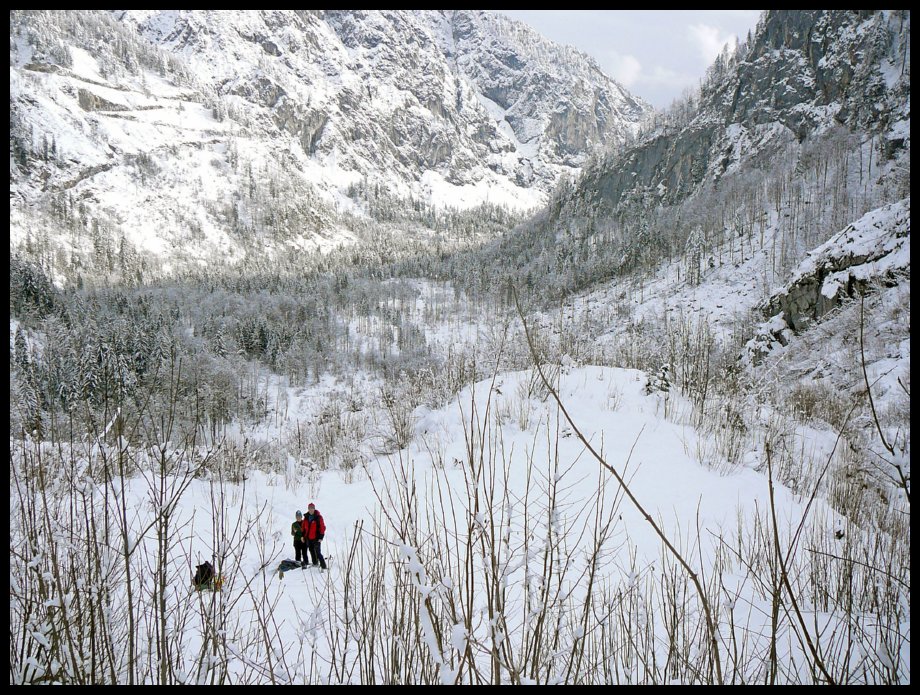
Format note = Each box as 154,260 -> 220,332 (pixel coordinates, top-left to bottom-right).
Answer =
8,11 -> 909,683
570,198 -> 910,357
489,11 -> 910,442
430,11 -> 647,165
744,199 -> 910,430
119,9 -> 649,205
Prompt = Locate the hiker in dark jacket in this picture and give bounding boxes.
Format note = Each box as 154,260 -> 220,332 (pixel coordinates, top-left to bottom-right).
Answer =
292,510 -> 307,566
302,503 -> 327,570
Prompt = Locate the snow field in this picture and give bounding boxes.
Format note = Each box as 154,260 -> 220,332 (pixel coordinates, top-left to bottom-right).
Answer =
13,364 -> 906,683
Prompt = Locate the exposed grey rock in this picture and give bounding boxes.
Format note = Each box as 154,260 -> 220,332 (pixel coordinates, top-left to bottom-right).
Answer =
228,75 -> 286,109
9,9 -> 654,272
78,89 -> 129,112
112,9 -> 652,204
746,198 -> 910,363
765,199 -> 910,332
558,11 -> 909,220
440,10 -> 649,162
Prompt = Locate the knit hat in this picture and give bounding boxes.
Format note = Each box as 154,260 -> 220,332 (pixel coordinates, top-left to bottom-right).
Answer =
296,510 -> 303,518
308,502 -> 316,510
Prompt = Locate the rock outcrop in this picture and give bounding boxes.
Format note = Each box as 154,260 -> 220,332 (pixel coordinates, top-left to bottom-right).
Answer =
747,198 -> 910,359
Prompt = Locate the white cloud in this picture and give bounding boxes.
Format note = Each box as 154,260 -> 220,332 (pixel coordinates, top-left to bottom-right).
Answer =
603,51 -> 643,88
688,22 -> 736,65
502,10 -> 762,108
644,65 -> 693,88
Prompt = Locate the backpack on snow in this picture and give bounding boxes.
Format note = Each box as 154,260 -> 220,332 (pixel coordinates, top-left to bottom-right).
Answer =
193,561 -> 215,590
277,559 -> 302,576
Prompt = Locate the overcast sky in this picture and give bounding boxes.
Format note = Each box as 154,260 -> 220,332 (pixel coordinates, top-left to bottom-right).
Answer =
503,10 -> 762,110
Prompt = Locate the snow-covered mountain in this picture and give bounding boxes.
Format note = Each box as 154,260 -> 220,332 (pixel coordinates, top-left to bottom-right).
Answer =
483,10 -> 909,317
459,10 -> 909,447
9,10 -> 649,276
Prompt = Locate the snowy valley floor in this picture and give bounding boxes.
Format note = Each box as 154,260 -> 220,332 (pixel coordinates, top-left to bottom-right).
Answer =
11,365 -> 910,684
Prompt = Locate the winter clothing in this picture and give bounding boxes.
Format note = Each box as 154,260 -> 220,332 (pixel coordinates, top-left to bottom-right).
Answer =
302,509 -> 325,541
292,518 -> 307,564
307,539 -> 326,569
303,509 -> 327,569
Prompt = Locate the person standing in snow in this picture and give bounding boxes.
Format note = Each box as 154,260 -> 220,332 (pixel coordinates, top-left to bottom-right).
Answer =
302,502 -> 327,570
292,510 -> 307,566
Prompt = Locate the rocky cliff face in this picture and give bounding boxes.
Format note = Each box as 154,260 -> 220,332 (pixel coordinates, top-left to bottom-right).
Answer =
567,10 -> 910,217
433,11 -> 647,166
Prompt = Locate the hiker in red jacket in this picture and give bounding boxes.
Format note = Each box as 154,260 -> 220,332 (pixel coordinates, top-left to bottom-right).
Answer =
301,502 -> 327,570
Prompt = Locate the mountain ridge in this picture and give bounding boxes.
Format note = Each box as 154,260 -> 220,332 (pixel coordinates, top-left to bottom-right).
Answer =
10,9 -> 652,280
